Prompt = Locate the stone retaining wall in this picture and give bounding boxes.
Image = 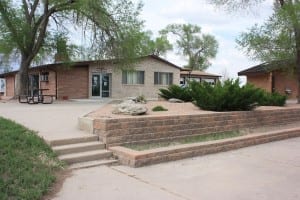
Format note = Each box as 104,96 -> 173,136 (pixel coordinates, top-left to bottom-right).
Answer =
110,128 -> 300,167
93,107 -> 300,147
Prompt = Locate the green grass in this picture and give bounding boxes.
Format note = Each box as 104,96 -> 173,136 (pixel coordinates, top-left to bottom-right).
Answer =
124,131 -> 244,151
0,117 -> 63,200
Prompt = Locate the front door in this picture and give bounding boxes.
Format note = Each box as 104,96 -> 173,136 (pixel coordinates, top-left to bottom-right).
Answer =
92,73 -> 110,97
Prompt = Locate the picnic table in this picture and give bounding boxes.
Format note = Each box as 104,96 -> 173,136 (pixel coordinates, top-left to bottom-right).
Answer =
18,89 -> 54,104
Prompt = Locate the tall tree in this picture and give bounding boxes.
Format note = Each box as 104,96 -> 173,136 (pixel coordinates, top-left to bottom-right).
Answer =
236,10 -> 295,62
160,23 -> 218,71
137,31 -> 173,56
0,0 -> 143,96
209,0 -> 300,103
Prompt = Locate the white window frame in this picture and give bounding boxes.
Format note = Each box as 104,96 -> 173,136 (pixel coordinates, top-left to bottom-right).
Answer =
122,70 -> 145,85
154,72 -> 173,85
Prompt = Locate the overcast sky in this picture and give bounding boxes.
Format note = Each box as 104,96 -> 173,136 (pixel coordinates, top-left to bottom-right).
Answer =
136,0 -> 274,79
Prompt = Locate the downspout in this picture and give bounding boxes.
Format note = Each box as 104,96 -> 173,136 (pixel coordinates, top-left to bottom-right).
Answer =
270,72 -> 274,93
55,70 -> 58,99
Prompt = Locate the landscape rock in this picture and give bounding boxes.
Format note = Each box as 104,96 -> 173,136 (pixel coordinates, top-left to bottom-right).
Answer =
168,98 -> 184,103
126,96 -> 147,104
112,100 -> 148,115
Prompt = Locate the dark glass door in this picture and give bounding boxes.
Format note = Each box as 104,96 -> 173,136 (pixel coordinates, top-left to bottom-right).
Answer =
92,74 -> 101,97
101,74 -> 110,97
29,75 -> 39,96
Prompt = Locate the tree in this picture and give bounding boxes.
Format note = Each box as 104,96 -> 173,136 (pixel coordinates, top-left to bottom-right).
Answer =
0,0 -> 143,96
236,10 -> 295,62
209,0 -> 300,103
220,68 -> 231,83
132,31 -> 173,57
160,23 -> 218,71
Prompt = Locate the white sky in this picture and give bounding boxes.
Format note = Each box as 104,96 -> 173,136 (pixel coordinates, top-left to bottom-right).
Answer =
136,0 -> 274,78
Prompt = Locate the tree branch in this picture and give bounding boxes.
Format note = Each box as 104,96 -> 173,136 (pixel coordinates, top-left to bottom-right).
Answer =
278,0 -> 285,7
31,0 -> 75,55
29,0 -> 40,20
22,0 -> 31,23
0,2 -> 25,52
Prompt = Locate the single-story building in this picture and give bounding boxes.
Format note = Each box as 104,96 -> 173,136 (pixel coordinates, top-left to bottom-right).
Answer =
0,55 -> 220,100
238,60 -> 299,99
180,69 -> 221,86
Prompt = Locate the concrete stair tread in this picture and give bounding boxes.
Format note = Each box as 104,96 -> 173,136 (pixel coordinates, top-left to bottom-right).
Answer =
50,135 -> 99,146
53,141 -> 104,151
59,149 -> 112,160
69,159 -> 119,170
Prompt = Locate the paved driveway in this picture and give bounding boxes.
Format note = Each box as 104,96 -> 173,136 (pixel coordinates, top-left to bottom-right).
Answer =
0,100 -> 108,141
53,137 -> 300,200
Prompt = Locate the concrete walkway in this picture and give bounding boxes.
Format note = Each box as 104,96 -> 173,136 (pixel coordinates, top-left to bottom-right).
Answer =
52,137 -> 300,200
1,100 -> 299,200
0,100 -> 109,141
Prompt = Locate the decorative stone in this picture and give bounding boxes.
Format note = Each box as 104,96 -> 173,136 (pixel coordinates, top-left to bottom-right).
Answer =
168,98 -> 184,103
126,96 -> 147,104
113,100 -> 148,115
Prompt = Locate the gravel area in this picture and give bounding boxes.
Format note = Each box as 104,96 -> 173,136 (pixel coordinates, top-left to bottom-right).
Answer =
87,100 -> 300,119
87,101 -> 213,119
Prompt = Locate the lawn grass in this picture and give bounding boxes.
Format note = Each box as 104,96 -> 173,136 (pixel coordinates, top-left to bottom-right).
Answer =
124,131 -> 244,151
0,117 -> 63,200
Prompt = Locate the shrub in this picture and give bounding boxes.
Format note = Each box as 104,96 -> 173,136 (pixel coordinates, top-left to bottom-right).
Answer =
258,91 -> 287,106
152,105 -> 168,112
189,79 -> 262,111
135,95 -> 147,104
159,85 -> 193,102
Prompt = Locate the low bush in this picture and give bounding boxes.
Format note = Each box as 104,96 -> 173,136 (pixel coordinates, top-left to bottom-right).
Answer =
152,105 -> 168,112
158,85 -> 193,102
189,79 -> 262,111
258,91 -> 287,106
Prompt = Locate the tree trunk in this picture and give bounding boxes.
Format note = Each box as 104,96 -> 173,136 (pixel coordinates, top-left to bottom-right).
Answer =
297,57 -> 300,103
15,56 -> 30,97
294,26 -> 300,103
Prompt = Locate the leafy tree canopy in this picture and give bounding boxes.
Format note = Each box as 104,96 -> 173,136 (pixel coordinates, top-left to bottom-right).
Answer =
236,7 -> 296,63
160,23 -> 218,71
128,30 -> 173,57
209,0 -> 300,103
0,0 -> 145,95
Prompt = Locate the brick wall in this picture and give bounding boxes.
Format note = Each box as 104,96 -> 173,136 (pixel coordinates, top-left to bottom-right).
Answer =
94,107 -> 300,147
39,71 -> 56,96
246,71 -> 299,99
110,128 -> 300,167
57,66 -> 89,99
273,71 -> 299,99
247,73 -> 272,93
5,75 -> 15,97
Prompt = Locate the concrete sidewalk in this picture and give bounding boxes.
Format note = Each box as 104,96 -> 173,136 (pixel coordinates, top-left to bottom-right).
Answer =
0,100 -> 109,141
52,137 -> 300,200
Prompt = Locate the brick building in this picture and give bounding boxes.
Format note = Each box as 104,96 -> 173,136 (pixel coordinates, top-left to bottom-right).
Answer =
0,55 -> 220,100
238,60 -> 299,99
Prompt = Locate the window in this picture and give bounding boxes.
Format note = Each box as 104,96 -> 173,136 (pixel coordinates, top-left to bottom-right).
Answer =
122,70 -> 144,84
154,72 -> 173,85
40,72 -> 49,82
202,78 -> 215,85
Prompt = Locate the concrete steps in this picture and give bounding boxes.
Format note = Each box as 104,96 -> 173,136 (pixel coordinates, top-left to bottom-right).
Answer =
49,135 -> 99,146
69,159 -> 118,170
53,141 -> 105,155
59,149 -> 113,164
51,136 -> 118,169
